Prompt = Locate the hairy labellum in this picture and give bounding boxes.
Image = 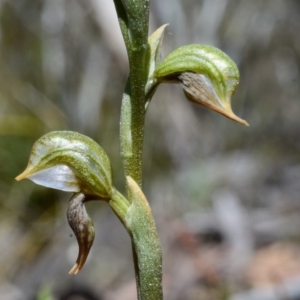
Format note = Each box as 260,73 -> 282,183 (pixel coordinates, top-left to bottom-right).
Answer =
67,193 -> 95,275
178,72 -> 248,125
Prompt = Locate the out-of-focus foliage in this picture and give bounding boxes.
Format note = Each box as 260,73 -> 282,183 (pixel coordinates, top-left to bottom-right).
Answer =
1,0 -> 300,299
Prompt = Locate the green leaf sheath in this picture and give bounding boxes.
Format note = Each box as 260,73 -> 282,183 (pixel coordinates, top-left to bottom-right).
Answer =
126,177 -> 163,300
145,24 -> 168,103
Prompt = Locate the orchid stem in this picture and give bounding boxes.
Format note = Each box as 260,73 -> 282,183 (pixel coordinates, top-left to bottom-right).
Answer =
113,0 -> 163,299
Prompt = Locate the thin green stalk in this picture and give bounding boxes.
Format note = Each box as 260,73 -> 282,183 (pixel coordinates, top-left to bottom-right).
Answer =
119,85 -> 146,299
113,1 -> 163,300
120,82 -> 145,188
109,188 -> 131,225
115,0 -> 149,187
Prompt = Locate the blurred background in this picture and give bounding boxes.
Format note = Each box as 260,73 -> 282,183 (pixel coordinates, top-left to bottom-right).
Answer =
1,0 -> 300,299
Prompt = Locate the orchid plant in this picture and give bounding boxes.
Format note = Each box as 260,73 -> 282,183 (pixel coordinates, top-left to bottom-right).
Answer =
16,1 -> 247,299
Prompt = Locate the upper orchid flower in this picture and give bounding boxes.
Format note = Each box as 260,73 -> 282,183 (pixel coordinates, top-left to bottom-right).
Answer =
154,44 -> 248,126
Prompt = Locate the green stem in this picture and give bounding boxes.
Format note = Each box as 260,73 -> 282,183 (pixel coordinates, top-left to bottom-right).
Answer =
116,0 -> 149,187
120,82 -> 145,188
113,1 -> 163,299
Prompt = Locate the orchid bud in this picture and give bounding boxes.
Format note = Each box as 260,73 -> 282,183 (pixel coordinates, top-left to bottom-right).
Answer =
154,44 -> 248,126
67,193 -> 95,275
15,131 -> 113,199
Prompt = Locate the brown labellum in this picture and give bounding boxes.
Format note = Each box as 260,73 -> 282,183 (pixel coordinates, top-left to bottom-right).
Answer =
178,72 -> 248,126
67,193 -> 95,274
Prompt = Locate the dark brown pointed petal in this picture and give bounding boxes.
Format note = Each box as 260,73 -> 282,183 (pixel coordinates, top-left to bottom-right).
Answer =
67,193 -> 95,275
